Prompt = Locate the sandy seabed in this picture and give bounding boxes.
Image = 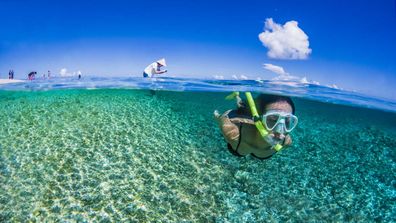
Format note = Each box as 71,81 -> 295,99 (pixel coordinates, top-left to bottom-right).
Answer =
0,89 -> 395,222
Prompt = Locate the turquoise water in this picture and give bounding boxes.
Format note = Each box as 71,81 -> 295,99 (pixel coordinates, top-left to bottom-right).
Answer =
0,81 -> 395,221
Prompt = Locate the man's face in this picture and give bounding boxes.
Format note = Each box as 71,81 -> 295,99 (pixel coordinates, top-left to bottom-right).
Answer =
264,101 -> 293,141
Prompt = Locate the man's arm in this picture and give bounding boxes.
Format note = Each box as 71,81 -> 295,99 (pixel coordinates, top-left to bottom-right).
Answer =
156,70 -> 167,74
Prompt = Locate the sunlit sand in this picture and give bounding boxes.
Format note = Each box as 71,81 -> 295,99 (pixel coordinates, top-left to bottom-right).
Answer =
0,79 -> 25,84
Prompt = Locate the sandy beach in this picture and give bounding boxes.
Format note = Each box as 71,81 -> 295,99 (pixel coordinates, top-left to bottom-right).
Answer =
0,79 -> 25,84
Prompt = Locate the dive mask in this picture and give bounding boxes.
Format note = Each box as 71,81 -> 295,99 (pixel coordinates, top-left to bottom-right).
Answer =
262,110 -> 298,134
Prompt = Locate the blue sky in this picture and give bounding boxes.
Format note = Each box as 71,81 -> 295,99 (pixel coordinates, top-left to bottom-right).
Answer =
0,0 -> 395,99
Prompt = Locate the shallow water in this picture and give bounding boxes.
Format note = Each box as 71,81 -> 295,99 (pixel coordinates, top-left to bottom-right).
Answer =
0,89 -> 395,222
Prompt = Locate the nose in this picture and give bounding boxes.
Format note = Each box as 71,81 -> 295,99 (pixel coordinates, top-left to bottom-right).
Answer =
273,132 -> 285,140
273,122 -> 286,134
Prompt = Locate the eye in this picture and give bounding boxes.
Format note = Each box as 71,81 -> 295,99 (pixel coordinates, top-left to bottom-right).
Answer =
285,117 -> 291,126
284,115 -> 297,130
265,115 -> 279,129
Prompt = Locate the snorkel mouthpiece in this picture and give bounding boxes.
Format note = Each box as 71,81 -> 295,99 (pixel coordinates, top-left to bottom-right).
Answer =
245,92 -> 283,152
273,143 -> 283,152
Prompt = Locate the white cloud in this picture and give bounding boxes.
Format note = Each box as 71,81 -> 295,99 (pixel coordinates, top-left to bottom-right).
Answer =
213,75 -> 224,80
240,75 -> 248,80
273,75 -> 300,81
263,63 -> 298,81
263,64 -> 323,86
300,77 -> 309,84
297,76 -> 321,85
262,64 -> 343,89
263,63 -> 289,76
326,84 -> 339,89
59,68 -> 82,77
232,75 -> 238,80
60,68 -> 68,76
312,81 -> 320,85
258,18 -> 312,60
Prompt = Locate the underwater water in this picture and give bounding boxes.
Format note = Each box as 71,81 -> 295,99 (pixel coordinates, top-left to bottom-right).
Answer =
0,78 -> 395,222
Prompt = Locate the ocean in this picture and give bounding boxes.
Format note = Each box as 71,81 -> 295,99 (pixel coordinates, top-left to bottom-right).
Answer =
0,76 -> 395,222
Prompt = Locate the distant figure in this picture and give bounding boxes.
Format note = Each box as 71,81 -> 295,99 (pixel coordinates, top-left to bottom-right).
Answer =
48,70 -> 51,79
77,70 -> 82,79
8,70 -> 14,79
28,71 -> 37,80
143,58 -> 167,78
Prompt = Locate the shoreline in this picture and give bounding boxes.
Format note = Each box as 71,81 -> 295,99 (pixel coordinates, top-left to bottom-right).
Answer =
0,79 -> 26,85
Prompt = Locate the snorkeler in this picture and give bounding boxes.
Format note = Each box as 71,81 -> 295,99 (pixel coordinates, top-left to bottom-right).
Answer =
143,58 -> 167,78
214,92 -> 298,159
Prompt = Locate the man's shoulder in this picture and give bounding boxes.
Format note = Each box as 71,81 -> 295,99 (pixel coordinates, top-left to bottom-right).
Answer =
144,62 -> 155,70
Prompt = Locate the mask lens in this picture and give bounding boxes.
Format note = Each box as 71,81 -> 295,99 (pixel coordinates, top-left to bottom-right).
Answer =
265,114 -> 280,130
285,115 -> 298,131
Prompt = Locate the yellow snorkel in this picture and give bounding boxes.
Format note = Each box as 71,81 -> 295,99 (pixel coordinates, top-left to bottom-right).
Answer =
226,91 -> 283,152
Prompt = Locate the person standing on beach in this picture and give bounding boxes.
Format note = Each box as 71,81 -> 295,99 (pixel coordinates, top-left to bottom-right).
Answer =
48,70 -> 51,79
143,58 -> 167,78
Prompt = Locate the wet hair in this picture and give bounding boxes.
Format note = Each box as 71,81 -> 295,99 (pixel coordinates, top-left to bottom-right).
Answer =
256,94 -> 295,114
238,93 -> 295,115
